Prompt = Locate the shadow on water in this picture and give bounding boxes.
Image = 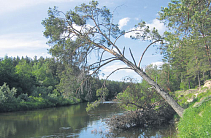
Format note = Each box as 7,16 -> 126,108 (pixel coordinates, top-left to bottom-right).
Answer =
100,124 -> 177,138
0,102 -> 176,138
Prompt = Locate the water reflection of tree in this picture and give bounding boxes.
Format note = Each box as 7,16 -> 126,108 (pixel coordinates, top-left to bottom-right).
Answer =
0,104 -> 90,137
0,121 -> 17,138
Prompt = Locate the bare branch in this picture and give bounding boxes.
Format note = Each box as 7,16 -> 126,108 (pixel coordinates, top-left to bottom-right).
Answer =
123,46 -> 125,56
89,57 -> 117,70
106,67 -> 133,80
89,58 -> 119,76
138,40 -> 163,68
129,48 -> 137,66
103,67 -> 134,87
99,50 -> 106,66
76,58 -> 119,94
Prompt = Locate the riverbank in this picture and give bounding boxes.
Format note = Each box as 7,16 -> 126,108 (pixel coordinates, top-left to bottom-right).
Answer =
175,80 -> 211,137
104,80 -> 211,137
0,95 -> 81,113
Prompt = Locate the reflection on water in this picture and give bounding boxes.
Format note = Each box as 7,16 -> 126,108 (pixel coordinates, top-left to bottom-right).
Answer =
0,103 -> 176,138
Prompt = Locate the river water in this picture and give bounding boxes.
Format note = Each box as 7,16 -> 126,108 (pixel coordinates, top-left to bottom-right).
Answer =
0,102 -> 176,138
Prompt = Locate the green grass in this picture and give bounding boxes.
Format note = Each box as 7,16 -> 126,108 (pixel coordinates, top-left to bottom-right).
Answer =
177,99 -> 211,138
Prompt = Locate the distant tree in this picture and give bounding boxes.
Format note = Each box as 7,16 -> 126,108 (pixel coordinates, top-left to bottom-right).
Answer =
0,56 -> 19,90
42,1 -> 184,116
15,60 -> 36,95
32,60 -> 58,87
159,63 -> 180,92
96,87 -> 109,101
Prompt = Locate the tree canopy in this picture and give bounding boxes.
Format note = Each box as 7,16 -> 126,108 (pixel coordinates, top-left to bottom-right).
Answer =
42,0 -> 185,117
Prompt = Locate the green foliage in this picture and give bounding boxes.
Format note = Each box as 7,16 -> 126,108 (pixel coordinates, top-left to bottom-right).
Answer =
175,86 -> 211,109
0,56 -> 83,112
69,11 -> 86,26
0,56 -> 19,92
86,100 -> 100,112
32,61 -> 58,87
15,59 -> 36,95
0,56 -> 125,112
177,99 -> 211,137
41,6 -> 66,44
159,0 -> 211,89
179,82 -> 189,90
17,93 -> 29,102
174,86 -> 211,137
116,78 -> 162,111
197,90 -> 211,101
145,63 -> 181,93
56,66 -> 79,99
0,83 -> 17,103
96,87 -> 109,100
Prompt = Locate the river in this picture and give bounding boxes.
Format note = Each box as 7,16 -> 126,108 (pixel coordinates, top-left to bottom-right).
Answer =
0,102 -> 176,138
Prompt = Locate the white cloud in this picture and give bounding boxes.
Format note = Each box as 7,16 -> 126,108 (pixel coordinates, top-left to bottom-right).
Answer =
101,62 -> 131,73
0,32 -> 50,58
150,61 -> 165,68
124,18 -> 166,39
146,19 -> 166,34
0,32 -> 48,49
118,17 -> 130,29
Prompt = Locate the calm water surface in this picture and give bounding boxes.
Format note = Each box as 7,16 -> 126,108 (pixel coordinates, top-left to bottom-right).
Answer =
0,102 -> 176,138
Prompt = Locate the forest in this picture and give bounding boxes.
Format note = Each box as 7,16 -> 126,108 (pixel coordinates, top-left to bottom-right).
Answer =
0,56 -> 128,112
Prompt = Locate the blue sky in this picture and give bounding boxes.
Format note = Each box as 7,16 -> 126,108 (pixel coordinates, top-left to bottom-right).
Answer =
0,0 -> 171,81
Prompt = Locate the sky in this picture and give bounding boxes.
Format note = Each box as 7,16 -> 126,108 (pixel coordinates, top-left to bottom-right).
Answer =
0,0 -> 171,81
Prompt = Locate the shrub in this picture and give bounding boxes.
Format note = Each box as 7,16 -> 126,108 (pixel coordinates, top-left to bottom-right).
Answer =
0,83 -> 17,103
17,93 -> 29,102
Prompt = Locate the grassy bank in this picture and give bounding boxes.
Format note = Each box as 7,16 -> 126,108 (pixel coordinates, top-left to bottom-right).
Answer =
175,81 -> 211,137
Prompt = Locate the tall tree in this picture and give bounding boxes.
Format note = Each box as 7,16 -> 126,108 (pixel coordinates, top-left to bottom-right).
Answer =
159,0 -> 211,88
42,1 -> 184,117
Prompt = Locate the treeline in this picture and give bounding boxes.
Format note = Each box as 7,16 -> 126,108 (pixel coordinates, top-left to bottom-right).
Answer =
0,56 -> 127,112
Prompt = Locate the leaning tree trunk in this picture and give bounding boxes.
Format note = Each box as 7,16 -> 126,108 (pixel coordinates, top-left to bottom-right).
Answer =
120,56 -> 184,117
92,37 -> 184,117
92,42 -> 184,117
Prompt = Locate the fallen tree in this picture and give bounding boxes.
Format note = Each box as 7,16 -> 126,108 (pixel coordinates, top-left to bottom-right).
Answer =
42,1 -> 184,117
106,103 -> 175,129
107,78 -> 176,129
